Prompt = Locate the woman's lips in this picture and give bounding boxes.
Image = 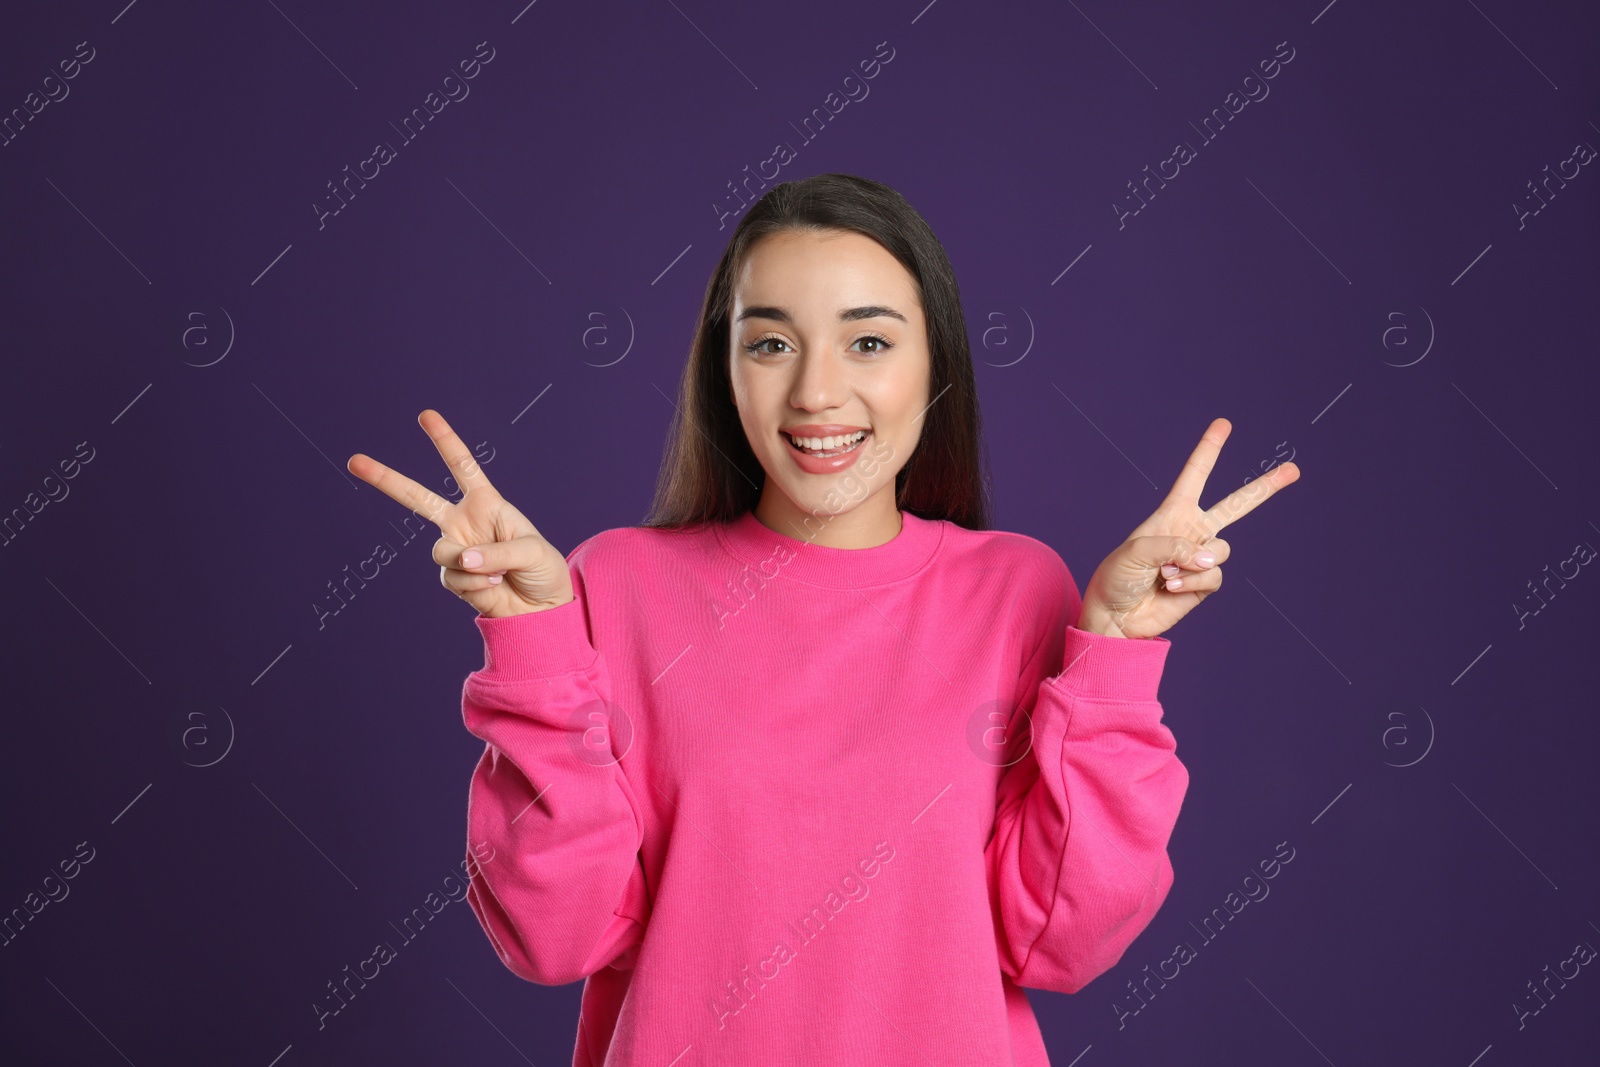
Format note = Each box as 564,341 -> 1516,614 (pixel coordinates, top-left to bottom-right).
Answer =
782,430 -> 869,474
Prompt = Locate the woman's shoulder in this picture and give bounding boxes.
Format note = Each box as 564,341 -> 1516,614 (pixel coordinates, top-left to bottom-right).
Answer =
936,520 -> 1073,587
933,521 -> 1077,659
564,520 -> 721,569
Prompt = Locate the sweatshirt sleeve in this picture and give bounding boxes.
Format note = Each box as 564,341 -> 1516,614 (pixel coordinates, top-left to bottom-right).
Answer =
460,553 -> 651,987
985,559 -> 1189,995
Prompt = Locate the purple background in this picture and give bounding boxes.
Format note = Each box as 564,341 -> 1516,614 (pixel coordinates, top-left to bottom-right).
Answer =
3,0 -> 1598,1063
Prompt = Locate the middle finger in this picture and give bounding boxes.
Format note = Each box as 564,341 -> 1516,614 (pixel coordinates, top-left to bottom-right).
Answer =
1203,462 -> 1299,535
348,452 -> 455,527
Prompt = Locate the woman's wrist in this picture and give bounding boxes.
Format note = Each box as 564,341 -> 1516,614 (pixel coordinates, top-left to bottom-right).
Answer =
480,592 -> 576,619
1076,603 -> 1131,639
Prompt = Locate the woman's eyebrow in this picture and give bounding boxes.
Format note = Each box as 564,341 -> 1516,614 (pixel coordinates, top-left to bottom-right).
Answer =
735,305 -> 909,324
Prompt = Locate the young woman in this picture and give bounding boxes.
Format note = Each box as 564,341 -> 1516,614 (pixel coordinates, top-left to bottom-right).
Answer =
347,174 -> 1299,1065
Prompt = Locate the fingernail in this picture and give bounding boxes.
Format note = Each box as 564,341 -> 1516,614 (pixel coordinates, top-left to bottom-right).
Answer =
461,549 -> 483,568
1160,564 -> 1180,578
488,574 -> 502,585
1165,577 -> 1184,590
1196,551 -> 1215,567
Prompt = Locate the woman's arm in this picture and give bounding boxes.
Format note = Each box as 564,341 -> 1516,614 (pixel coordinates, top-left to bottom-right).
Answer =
985,557 -> 1189,994
986,420 -> 1294,991
461,554 -> 651,986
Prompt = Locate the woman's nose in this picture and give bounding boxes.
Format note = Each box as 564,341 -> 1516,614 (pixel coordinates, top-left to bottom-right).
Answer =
790,350 -> 848,410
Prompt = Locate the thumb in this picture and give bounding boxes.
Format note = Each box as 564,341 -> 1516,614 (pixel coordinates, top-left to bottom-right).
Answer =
455,535 -> 552,574
1135,534 -> 1217,572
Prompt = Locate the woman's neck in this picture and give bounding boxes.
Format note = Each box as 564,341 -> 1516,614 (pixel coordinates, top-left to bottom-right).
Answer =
753,489 -> 903,550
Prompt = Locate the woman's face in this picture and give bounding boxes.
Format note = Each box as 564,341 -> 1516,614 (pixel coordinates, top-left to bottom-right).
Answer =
728,228 -> 930,536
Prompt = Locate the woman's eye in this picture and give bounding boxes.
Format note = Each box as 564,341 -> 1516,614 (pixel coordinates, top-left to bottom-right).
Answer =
744,335 -> 894,355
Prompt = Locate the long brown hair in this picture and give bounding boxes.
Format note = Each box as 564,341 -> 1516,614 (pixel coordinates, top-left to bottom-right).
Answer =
642,172 -> 991,531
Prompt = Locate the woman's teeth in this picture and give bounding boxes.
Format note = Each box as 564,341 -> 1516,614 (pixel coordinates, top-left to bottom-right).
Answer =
787,430 -> 867,456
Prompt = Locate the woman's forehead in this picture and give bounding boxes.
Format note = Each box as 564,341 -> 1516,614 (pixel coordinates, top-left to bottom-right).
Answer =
733,234 -> 920,318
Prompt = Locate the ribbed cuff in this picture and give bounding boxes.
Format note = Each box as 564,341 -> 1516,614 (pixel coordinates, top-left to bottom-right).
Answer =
474,598 -> 599,681
1047,625 -> 1170,702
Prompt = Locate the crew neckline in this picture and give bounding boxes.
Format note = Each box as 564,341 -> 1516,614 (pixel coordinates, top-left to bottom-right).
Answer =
714,507 -> 945,589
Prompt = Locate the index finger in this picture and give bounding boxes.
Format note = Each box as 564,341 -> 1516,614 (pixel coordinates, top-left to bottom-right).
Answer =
346,452 -> 456,527
418,409 -> 496,496
1202,460 -> 1300,536
1163,418 -> 1233,508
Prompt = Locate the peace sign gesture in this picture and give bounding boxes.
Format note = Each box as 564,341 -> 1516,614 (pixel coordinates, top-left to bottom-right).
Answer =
1076,418 -> 1300,640
347,410 -> 574,618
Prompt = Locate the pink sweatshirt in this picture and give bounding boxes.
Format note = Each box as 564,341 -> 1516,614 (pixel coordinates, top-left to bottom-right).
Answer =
460,509 -> 1188,1065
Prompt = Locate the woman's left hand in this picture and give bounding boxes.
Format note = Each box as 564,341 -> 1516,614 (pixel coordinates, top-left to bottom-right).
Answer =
1077,418 -> 1300,640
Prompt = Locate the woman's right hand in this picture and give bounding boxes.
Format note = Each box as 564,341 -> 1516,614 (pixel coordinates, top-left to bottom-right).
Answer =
347,409 -> 574,618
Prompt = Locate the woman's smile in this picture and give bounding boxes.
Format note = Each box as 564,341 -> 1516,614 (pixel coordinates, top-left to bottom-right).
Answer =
781,427 -> 870,473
